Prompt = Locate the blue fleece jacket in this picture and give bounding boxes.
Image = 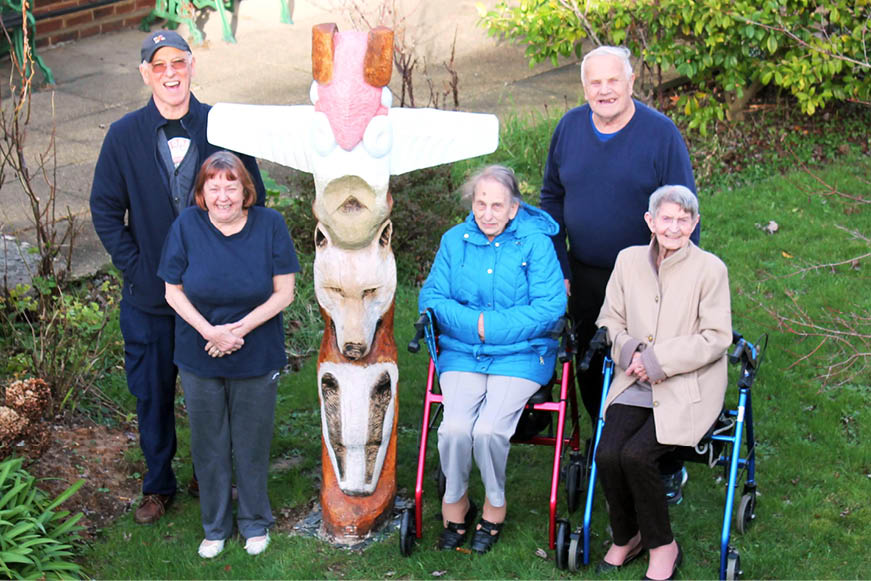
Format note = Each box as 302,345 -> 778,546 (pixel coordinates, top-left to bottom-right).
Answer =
418,203 -> 567,385
90,95 -> 266,316
540,100 -> 697,276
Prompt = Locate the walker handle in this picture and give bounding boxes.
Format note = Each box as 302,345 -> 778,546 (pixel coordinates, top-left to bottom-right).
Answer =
408,313 -> 428,353
580,326 -> 610,372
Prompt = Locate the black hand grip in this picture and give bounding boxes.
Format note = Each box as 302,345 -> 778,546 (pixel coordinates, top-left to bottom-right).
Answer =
580,326 -> 609,372
407,313 -> 428,353
729,338 -> 746,365
556,317 -> 572,362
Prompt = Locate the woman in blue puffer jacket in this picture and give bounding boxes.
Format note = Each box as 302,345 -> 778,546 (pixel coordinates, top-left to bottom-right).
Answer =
419,165 -> 566,554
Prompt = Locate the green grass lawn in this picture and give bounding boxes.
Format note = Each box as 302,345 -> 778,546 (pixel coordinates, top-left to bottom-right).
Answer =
80,147 -> 870,579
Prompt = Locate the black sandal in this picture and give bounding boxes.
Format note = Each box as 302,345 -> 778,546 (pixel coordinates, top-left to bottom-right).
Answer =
437,500 -> 478,551
470,518 -> 503,554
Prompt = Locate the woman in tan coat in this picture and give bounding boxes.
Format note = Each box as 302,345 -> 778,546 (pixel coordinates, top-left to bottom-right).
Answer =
594,184 -> 732,580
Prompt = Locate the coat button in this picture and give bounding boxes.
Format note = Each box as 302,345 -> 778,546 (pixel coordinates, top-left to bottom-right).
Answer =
495,242 -> 500,247
463,233 -> 469,238
653,401 -> 659,407
487,268 -> 493,274
655,296 -> 659,302
647,335 -> 654,342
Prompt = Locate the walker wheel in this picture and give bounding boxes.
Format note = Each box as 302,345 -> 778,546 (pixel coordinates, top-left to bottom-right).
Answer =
566,459 -> 583,513
726,549 -> 742,580
399,507 -> 416,557
567,530 -> 583,572
737,493 -> 756,534
554,518 -> 570,570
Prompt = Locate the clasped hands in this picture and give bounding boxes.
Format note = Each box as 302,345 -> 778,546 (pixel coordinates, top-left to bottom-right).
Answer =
204,322 -> 245,358
626,351 -> 662,384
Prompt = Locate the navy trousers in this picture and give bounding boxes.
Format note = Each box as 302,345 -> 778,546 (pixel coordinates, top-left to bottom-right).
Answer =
120,300 -> 178,496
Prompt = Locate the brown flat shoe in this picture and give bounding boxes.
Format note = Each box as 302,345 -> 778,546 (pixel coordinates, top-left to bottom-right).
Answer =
134,494 -> 172,524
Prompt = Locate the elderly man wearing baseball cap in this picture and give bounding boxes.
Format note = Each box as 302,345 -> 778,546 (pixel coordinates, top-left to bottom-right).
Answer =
90,30 -> 267,525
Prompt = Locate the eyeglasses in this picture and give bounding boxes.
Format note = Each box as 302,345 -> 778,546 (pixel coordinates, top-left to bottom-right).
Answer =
150,58 -> 189,75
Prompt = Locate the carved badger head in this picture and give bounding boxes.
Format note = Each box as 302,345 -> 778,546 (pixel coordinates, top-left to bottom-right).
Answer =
318,361 -> 398,495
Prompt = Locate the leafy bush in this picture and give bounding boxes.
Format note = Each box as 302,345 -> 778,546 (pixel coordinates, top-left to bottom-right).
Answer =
390,166 -> 466,284
479,0 -> 871,133
0,457 -> 84,579
0,275 -> 119,413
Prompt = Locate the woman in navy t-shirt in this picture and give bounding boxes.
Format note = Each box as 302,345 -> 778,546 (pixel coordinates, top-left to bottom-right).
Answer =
158,151 -> 299,559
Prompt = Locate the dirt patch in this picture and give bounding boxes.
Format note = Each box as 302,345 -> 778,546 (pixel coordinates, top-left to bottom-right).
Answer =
24,419 -> 142,539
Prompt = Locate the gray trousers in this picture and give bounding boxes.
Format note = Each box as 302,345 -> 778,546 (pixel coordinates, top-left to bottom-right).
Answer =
180,369 -> 279,540
438,371 -> 541,508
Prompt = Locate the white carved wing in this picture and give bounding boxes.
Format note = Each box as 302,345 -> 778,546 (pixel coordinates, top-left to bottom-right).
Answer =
387,108 -> 499,176
207,103 -> 316,173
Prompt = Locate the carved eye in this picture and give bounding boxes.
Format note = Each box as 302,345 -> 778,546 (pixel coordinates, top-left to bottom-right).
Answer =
362,115 -> 392,159
312,111 -> 337,156
361,288 -> 378,299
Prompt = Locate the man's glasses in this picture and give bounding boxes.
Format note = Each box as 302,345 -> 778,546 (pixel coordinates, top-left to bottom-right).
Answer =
150,58 -> 189,75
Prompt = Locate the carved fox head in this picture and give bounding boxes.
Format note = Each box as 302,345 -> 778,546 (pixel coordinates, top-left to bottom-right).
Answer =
314,220 -> 396,360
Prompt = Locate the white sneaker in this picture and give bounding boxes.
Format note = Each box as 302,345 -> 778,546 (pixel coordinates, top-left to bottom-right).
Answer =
197,538 -> 225,559
244,532 -> 270,556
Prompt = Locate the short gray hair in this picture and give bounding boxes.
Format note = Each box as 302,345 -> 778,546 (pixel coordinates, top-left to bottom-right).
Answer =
648,184 -> 699,219
580,46 -> 633,83
460,165 -> 523,208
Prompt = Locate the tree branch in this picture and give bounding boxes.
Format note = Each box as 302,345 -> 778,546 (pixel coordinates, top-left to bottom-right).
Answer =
556,0 -> 601,47
732,14 -> 871,69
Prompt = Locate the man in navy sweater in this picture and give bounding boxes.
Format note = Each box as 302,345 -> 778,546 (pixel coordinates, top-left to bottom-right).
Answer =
540,45 -> 698,505
90,30 -> 265,524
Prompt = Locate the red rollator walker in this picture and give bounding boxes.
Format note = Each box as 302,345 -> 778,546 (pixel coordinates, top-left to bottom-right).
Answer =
398,309 -> 585,556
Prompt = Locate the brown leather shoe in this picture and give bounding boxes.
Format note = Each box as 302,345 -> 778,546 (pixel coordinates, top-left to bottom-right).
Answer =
134,494 -> 172,524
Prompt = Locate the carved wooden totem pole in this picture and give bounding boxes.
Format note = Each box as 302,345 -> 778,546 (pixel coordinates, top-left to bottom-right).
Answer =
207,24 -> 498,542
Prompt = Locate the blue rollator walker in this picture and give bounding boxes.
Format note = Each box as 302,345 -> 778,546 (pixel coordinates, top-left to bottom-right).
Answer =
558,326 -> 767,580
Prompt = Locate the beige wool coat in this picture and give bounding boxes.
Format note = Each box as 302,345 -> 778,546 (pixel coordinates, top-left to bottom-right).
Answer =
596,240 -> 732,447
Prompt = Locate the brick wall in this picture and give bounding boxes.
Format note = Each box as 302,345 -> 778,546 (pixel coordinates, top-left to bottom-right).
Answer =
32,0 -> 155,47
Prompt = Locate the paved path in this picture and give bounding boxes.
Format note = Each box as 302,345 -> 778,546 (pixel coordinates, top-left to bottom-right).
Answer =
0,0 -> 582,285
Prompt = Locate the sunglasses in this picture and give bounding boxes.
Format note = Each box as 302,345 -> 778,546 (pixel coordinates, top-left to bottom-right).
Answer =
150,58 -> 189,74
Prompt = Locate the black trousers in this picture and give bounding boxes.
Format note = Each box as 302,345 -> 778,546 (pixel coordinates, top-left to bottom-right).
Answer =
568,259 -> 612,425
595,404 -> 674,549
570,257 -> 683,475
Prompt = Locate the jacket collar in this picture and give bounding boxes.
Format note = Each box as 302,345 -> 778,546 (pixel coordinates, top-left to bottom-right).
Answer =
144,93 -> 205,134
648,238 -> 695,273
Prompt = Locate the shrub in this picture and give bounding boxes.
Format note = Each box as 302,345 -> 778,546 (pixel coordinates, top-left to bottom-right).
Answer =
0,275 -> 119,413
0,457 -> 84,579
390,166 -> 466,285
479,0 -> 871,133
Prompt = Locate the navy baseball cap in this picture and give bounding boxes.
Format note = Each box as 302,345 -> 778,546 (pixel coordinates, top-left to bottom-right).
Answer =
140,30 -> 191,63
